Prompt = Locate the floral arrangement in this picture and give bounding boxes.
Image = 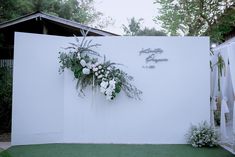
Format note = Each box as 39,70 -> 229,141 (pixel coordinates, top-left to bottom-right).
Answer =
59,31 -> 142,100
186,121 -> 218,147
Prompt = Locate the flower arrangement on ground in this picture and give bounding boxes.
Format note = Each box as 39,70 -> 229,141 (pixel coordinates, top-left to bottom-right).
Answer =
58,31 -> 142,101
186,121 -> 218,147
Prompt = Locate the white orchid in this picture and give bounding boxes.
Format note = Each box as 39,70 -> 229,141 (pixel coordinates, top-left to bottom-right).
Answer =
80,59 -> 86,67
82,68 -> 90,75
105,95 -> 112,100
86,62 -> 92,69
100,81 -> 108,88
98,74 -> 103,79
100,87 -> 106,94
93,67 -> 98,72
77,53 -> 81,59
105,88 -> 113,96
91,64 -> 96,68
109,79 -> 116,87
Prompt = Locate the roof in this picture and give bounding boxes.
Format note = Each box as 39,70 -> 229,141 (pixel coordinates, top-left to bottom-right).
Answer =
0,11 -> 118,36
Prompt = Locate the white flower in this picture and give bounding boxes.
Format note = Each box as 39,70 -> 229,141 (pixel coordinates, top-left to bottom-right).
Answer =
80,52 -> 86,58
101,69 -> 104,72
82,68 -> 90,75
106,95 -> 112,100
100,81 -> 108,88
100,87 -> 106,94
91,64 -> 96,68
109,79 -> 116,87
95,72 -> 98,76
80,59 -> 86,67
105,88 -> 113,96
98,65 -> 102,69
109,84 -> 115,90
77,53 -> 81,59
106,71 -> 110,74
98,74 -> 103,79
93,67 -> 98,72
86,62 -> 92,69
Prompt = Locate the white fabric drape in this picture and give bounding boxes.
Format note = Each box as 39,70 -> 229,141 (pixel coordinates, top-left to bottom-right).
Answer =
227,43 -> 235,139
213,40 -> 235,145
210,60 -> 218,127
219,47 -> 230,141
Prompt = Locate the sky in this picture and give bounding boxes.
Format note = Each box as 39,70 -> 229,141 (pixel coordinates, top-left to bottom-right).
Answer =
94,0 -> 161,35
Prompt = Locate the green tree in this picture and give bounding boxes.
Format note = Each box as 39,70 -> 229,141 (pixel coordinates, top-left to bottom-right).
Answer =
0,0 -> 110,27
0,66 -> 12,133
123,17 -> 166,36
207,6 -> 235,42
154,0 -> 234,37
123,17 -> 144,36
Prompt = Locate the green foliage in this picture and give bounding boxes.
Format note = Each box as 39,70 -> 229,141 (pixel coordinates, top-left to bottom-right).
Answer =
0,0 -> 110,27
208,8 -> 235,42
123,18 -> 143,36
216,54 -> 225,91
0,66 -> 12,133
154,0 -> 234,37
0,150 -> 11,157
210,53 -> 226,92
59,31 -> 142,100
123,17 -> 166,36
186,121 -> 218,148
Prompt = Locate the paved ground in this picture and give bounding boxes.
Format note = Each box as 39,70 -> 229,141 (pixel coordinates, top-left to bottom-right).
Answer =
0,142 -> 11,150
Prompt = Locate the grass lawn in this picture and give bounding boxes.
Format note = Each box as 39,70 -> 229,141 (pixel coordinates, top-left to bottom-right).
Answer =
0,144 -> 234,157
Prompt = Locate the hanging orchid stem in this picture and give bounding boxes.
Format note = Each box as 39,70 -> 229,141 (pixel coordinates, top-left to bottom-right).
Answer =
211,53 -> 226,92
58,30 -> 142,101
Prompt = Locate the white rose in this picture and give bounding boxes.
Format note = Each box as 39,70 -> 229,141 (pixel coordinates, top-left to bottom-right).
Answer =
95,72 -> 98,76
80,59 -> 86,67
98,65 -> 102,69
82,68 -> 90,75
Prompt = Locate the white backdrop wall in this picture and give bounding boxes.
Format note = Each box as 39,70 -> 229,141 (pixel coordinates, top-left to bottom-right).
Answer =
12,32 -> 210,145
